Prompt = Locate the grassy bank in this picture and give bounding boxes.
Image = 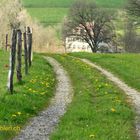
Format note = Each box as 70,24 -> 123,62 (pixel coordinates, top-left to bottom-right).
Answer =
0,50 -> 55,140
49,54 -> 135,140
70,53 -> 140,92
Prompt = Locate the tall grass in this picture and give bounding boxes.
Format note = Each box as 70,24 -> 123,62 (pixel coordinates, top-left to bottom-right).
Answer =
70,53 -> 140,92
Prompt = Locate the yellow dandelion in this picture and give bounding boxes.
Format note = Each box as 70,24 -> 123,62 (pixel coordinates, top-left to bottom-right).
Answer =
12,114 -> 17,117
111,108 -> 116,112
41,82 -> 44,85
17,112 -> 22,115
89,134 -> 95,138
40,92 -> 45,95
46,83 -> 49,87
95,79 -> 98,82
105,83 -> 109,86
32,90 -> 36,93
29,88 -> 32,91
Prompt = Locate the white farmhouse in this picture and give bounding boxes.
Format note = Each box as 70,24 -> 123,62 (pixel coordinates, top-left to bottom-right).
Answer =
65,35 -> 92,53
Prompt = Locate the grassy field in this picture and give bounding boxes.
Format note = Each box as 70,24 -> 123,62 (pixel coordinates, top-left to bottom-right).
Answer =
22,0 -> 127,26
0,50 -> 55,140
48,54 -> 135,140
70,53 -> 140,92
26,8 -> 68,26
22,0 -> 127,8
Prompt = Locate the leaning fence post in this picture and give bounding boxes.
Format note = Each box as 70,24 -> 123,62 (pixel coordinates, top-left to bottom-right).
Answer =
16,29 -> 22,82
23,30 -> 28,75
7,29 -> 17,94
27,27 -> 32,67
5,34 -> 8,51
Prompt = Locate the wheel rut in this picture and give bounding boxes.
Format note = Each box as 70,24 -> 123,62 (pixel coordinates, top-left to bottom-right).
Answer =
81,58 -> 140,140
14,57 -> 73,140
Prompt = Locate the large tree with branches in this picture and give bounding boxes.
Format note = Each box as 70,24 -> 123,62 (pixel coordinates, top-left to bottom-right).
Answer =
62,0 -> 115,52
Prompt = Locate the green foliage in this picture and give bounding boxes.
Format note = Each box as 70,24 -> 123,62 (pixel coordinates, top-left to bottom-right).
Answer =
49,54 -> 135,140
0,50 -> 55,140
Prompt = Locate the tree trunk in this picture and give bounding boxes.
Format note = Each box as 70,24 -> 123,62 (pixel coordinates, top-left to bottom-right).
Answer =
23,31 -> 28,75
93,45 -> 97,53
88,41 -> 97,53
16,29 -> 22,82
90,46 -> 97,53
7,29 -> 17,94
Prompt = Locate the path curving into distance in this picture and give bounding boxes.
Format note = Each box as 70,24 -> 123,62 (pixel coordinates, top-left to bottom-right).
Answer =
81,58 -> 140,140
14,57 -> 73,140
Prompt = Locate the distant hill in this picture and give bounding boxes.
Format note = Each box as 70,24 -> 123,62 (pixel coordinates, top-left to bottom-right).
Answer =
22,0 -> 127,26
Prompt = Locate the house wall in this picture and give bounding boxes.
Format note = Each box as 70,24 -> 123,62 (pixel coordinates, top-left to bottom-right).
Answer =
65,36 -> 92,53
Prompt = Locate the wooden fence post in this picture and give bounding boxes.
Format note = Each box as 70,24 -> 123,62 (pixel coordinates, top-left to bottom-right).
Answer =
5,34 -> 8,51
23,30 -> 28,75
27,27 -> 32,67
7,29 -> 17,94
16,29 -> 22,82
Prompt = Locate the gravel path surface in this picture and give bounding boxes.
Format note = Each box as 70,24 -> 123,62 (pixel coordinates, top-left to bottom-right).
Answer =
14,57 -> 73,140
82,58 -> 140,140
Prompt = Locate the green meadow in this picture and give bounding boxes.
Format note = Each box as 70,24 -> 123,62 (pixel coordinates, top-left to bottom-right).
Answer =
26,8 -> 68,26
22,0 -> 127,8
0,50 -> 55,140
71,53 -> 140,92
22,0 -> 127,26
48,54 -> 135,140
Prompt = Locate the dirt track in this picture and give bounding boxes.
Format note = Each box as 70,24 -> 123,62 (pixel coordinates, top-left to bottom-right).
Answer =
82,58 -> 140,140
14,57 -> 73,140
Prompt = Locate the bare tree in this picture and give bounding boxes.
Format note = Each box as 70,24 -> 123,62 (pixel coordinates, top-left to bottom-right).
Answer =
62,0 -> 115,52
125,0 -> 140,52
124,21 -> 140,53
